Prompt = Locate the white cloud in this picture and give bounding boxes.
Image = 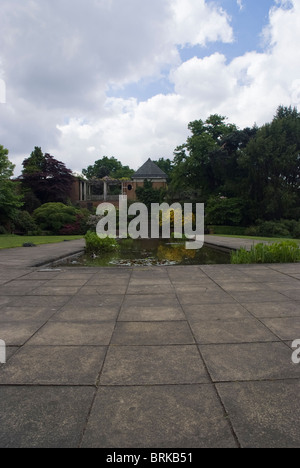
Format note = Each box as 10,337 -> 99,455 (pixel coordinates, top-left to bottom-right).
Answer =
0,0 -> 234,174
57,0 -> 300,174
0,78 -> 5,104
236,0 -> 244,11
169,0 -> 233,47
1,0 -> 300,177
171,53 -> 236,107
56,93 -> 187,173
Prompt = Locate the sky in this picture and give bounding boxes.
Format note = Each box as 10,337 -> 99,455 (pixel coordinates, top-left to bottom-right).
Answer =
0,0 -> 300,176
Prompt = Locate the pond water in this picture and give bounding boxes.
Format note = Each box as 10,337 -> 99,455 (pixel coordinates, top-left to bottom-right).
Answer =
61,238 -> 230,267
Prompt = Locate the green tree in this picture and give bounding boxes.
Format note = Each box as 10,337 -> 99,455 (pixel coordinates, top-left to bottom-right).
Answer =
136,179 -> 166,208
206,126 -> 258,198
22,147 -> 44,174
239,106 -> 300,221
0,146 -> 24,224
152,158 -> 174,178
82,156 -> 134,180
205,196 -> 246,226
20,147 -> 44,212
170,115 -> 237,198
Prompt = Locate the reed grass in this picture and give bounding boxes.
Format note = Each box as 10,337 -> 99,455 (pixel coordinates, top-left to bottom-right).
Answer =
231,241 -> 300,264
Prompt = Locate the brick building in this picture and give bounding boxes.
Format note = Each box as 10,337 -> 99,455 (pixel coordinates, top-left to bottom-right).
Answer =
70,158 -> 167,209
123,158 -> 168,202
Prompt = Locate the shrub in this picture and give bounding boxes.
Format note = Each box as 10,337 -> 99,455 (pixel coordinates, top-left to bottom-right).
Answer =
231,241 -> 300,264
281,220 -> 300,239
206,197 -> 246,226
85,231 -> 119,255
244,225 -> 259,237
245,220 -> 290,238
208,225 -> 246,236
12,210 -> 39,235
60,210 -> 90,236
21,189 -> 41,213
33,203 -> 80,234
0,225 -> 7,234
59,215 -> 82,235
86,211 -> 140,232
159,207 -> 195,229
136,179 -> 166,208
244,220 -> 300,238
86,214 -> 103,230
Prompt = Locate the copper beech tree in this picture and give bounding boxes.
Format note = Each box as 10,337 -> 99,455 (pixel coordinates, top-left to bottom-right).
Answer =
20,148 -> 74,205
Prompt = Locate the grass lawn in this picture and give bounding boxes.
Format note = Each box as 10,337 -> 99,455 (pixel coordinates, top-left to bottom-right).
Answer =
211,234 -> 300,243
0,235 -> 83,249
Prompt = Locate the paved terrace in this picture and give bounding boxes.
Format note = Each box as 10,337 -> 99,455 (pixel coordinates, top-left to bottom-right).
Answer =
205,234 -> 274,252
0,238 -> 299,448
0,235 -> 271,269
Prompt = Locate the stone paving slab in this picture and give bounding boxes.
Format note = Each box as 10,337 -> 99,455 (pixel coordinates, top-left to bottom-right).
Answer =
81,385 -> 238,448
0,239 -> 300,447
182,303 -> 251,321
204,235 -> 273,252
216,380 -> 300,448
0,321 -> 45,346
0,386 -> 95,448
100,345 -> 210,386
110,322 -> 195,346
0,239 -> 85,268
0,345 -> 107,385
190,317 -> 278,344
261,317 -> 300,340
200,342 -> 299,382
50,305 -> 120,322
27,321 -> 115,346
118,305 -> 185,322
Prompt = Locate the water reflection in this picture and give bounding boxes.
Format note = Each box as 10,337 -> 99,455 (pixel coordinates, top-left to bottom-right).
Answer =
63,238 -> 230,267
157,243 -> 196,263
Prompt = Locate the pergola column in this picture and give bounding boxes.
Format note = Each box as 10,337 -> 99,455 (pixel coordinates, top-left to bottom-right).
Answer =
103,180 -> 108,201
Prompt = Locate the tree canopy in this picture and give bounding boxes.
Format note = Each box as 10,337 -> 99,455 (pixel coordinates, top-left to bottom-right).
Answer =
0,145 -> 24,223
20,148 -> 74,205
152,158 -> 174,178
169,106 -> 300,225
239,106 -> 300,220
135,179 -> 166,208
82,156 -> 134,180
170,114 -> 240,197
3,105 -> 300,231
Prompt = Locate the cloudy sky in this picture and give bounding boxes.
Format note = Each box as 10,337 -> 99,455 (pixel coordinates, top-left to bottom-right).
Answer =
1,0 -> 300,176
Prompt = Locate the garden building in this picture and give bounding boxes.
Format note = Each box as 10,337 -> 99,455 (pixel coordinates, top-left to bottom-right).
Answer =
70,158 -> 168,209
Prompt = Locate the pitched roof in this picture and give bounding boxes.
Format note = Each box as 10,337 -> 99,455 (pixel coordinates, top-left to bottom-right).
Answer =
133,158 -> 167,179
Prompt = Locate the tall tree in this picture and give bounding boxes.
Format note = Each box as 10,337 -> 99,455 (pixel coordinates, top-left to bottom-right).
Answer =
152,158 -> 174,178
170,115 -> 237,198
0,146 -> 23,223
135,179 -> 166,208
22,147 -> 44,174
82,156 -> 134,179
20,150 -> 73,204
239,106 -> 300,220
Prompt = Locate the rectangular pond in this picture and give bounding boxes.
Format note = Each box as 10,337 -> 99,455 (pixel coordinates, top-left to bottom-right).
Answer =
59,238 -> 231,267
